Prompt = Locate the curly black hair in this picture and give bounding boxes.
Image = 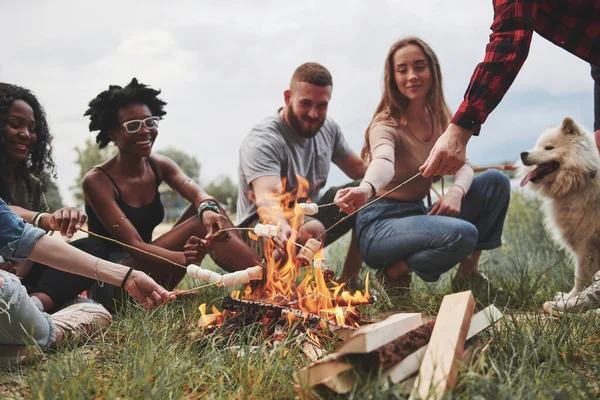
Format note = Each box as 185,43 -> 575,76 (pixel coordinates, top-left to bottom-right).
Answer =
0,83 -> 55,202
84,78 -> 167,149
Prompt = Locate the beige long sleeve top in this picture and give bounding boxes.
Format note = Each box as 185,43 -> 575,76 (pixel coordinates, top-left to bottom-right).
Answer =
362,123 -> 473,201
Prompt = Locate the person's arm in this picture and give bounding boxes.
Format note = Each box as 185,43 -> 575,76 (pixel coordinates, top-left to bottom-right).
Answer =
421,0 -> 537,177
152,154 -> 230,240
592,64 -> 600,152
334,125 -> 396,214
28,236 -> 173,309
82,169 -> 188,266
334,152 -> 368,180
428,162 -> 474,216
0,198 -> 172,307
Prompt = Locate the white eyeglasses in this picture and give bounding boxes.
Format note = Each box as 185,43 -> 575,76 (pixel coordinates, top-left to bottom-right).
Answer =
122,116 -> 160,133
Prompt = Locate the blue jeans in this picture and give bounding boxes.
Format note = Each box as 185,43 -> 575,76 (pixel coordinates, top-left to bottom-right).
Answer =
0,197 -> 55,362
356,170 -> 511,282
0,271 -> 55,366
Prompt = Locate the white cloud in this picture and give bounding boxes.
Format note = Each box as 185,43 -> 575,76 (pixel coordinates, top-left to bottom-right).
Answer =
0,0 -> 595,205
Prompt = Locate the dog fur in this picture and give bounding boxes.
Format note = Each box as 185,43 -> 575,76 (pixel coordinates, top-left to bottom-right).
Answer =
519,117 -> 600,297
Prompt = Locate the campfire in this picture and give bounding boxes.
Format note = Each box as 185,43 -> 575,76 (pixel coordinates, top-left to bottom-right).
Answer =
196,175 -> 373,335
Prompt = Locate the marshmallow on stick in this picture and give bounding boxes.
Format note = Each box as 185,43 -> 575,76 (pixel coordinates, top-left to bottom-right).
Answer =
187,264 -> 264,287
298,238 -> 322,263
186,264 -> 223,284
253,223 -> 282,238
295,203 -> 319,216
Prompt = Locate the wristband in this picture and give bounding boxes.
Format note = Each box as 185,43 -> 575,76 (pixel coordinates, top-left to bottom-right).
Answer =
197,200 -> 221,220
121,267 -> 135,289
33,212 -> 49,228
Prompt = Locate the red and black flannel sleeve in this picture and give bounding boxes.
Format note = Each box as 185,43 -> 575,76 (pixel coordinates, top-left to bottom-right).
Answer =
451,0 -> 538,135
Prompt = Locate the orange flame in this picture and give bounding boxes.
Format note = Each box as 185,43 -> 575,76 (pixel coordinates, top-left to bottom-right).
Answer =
244,175 -> 372,328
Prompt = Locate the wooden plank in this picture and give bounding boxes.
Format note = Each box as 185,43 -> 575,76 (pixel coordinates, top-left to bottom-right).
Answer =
336,312 -> 422,354
385,304 -> 503,385
294,353 -> 352,389
409,291 -> 475,400
295,312 -> 422,391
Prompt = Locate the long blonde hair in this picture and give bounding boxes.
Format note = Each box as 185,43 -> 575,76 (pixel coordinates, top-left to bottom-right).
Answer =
361,37 -> 451,161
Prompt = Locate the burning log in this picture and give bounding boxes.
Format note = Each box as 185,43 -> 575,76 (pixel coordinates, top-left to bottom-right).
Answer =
221,296 -> 355,328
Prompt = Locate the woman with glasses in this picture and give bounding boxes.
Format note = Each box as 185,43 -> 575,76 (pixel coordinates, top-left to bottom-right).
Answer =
82,78 -> 260,303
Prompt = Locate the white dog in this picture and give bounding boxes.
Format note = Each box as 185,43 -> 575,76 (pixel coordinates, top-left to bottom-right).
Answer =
519,117 -> 600,312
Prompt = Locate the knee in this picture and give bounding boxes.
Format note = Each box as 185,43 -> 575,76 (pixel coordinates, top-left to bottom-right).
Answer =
0,273 -> 25,303
448,223 -> 478,256
481,170 -> 511,202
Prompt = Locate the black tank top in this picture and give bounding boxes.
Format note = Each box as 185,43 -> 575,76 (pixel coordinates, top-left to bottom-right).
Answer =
85,158 -> 165,245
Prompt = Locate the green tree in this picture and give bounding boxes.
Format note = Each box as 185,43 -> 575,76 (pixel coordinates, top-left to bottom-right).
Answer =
44,176 -> 64,211
71,139 -> 117,206
205,175 -> 238,213
155,146 -> 200,182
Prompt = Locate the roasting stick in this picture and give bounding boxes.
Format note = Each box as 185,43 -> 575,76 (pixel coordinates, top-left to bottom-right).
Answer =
80,228 -> 187,269
315,171 -> 424,241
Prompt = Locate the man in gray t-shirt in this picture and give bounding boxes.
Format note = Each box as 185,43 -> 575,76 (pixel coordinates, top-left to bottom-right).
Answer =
236,63 -> 366,279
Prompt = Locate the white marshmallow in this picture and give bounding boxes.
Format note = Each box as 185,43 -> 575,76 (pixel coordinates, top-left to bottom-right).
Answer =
253,223 -> 282,238
298,238 -> 322,263
246,266 -> 263,280
221,270 -> 251,287
186,264 -> 202,279
295,203 -> 319,216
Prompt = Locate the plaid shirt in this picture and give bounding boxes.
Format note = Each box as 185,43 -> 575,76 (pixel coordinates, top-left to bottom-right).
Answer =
453,0 -> 600,135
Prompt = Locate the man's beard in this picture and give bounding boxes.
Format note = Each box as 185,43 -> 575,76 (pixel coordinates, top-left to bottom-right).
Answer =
287,104 -> 325,138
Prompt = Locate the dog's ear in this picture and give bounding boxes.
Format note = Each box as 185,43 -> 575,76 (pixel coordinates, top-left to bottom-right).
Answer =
561,117 -> 579,135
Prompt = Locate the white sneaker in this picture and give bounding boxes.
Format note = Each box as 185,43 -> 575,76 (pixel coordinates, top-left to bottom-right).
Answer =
543,270 -> 600,315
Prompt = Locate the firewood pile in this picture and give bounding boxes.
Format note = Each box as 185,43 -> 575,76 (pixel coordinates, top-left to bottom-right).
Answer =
294,291 -> 503,399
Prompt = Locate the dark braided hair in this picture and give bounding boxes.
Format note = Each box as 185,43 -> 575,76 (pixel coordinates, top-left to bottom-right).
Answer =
0,83 -> 55,202
84,78 -> 167,149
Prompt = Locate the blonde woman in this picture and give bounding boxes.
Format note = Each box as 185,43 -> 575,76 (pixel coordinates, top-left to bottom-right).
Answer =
335,38 -> 510,300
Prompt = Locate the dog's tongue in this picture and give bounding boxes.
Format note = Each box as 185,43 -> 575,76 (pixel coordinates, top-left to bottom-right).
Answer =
520,170 -> 538,187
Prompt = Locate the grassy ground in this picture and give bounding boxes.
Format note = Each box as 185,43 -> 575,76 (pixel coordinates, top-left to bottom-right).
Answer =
1,192 -> 599,399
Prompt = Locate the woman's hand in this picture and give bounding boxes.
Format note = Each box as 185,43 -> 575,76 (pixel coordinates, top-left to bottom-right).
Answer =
183,236 -> 210,265
123,270 -> 175,309
334,183 -> 373,214
201,211 -> 231,243
428,186 -> 464,217
46,207 -> 87,238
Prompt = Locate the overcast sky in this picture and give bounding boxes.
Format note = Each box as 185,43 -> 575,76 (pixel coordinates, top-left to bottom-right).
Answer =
1,0 -> 595,205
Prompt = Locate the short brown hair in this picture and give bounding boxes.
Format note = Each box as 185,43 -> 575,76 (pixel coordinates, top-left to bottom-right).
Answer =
290,62 -> 332,87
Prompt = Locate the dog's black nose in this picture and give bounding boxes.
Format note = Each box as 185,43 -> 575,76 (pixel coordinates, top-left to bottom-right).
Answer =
520,152 -> 529,164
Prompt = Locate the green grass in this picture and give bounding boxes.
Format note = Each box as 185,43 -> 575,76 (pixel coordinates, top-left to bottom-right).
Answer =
2,192 -> 599,399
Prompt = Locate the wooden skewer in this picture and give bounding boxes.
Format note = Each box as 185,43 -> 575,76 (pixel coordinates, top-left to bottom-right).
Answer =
430,185 -> 443,199
79,228 -> 187,269
315,171 -> 423,241
318,202 -> 336,208
175,281 -> 224,296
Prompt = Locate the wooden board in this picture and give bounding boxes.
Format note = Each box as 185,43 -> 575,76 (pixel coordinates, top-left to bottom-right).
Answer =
410,291 -> 475,400
336,312 -> 422,354
294,353 -> 352,389
384,304 -> 503,385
